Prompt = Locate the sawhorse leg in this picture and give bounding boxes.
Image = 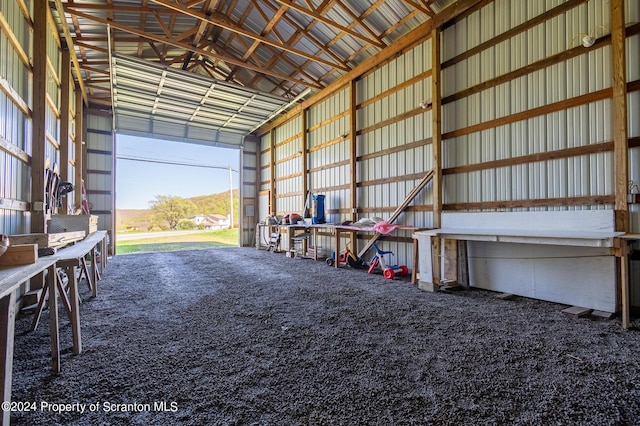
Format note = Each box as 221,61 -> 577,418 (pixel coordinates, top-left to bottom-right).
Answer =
47,264 -> 60,373
78,258 -> 94,295
31,269 -> 72,332
91,246 -> 99,295
66,266 -> 82,354
0,292 -> 16,426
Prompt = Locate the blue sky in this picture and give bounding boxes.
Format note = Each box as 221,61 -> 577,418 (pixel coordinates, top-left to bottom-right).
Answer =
115,134 -> 240,210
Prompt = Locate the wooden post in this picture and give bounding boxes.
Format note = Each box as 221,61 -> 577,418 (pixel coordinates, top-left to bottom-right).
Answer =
431,28 -> 443,283
457,241 -> 469,288
611,0 -> 629,321
31,0 -> 48,233
350,79 -> 358,253
431,28 -> 442,228
611,0 -> 628,233
301,109 -> 308,197
301,108 -> 308,213
443,239 -> 458,282
60,47 -> 71,214
74,87 -> 84,211
411,238 -> 419,284
269,129 -> 276,216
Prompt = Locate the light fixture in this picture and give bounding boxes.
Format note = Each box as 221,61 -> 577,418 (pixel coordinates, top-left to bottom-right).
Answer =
572,25 -> 608,48
582,35 -> 595,47
419,100 -> 432,109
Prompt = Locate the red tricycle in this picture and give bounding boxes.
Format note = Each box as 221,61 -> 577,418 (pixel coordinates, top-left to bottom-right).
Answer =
367,243 -> 409,279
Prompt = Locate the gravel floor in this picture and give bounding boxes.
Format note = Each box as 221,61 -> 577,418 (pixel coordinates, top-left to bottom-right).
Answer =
9,247 -> 640,425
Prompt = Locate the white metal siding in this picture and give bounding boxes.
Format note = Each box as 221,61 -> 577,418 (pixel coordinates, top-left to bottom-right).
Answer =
0,2 -> 32,234
441,0 -> 615,211
240,136 -> 259,246
274,117 -> 303,215
254,0 -> 637,292
625,0 -> 640,305
85,111 -> 114,253
355,39 -> 434,263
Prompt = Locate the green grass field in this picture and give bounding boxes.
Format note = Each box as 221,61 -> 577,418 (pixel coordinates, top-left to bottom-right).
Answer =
115,229 -> 238,255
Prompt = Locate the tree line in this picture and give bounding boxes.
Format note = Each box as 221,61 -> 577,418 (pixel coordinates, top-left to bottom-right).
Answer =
119,190 -> 239,231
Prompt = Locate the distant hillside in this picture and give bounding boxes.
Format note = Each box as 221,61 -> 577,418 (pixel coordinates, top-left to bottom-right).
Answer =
189,189 -> 238,217
117,190 -> 238,231
116,209 -> 154,231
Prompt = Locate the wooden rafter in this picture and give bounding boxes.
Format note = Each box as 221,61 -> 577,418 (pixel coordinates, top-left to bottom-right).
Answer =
225,3 -> 286,80
257,0 -> 487,133
64,7 -> 323,89
335,0 -> 383,42
52,0 -> 88,104
259,0 -> 348,66
400,0 -> 434,16
145,0 -> 349,71
211,0 -> 322,93
271,0 -> 386,48
232,0 -> 348,94
55,0 -> 483,102
137,0 -> 149,57
181,0 -> 219,70
248,0 -> 348,92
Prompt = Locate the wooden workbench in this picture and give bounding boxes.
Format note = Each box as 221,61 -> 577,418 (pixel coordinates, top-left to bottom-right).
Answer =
1,258 -> 59,426
32,230 -> 108,355
414,210 -> 624,316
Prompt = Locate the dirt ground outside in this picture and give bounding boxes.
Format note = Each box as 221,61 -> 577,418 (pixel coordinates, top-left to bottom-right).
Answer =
9,247 -> 640,425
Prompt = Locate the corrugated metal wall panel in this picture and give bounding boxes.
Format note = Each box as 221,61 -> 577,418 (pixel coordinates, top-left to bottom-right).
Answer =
626,0 -> 640,305
256,0 -> 636,276
46,17 -> 60,154
273,116 -> 303,217
352,39 -> 435,264
259,132 -> 270,193
628,1 -> 640,234
86,111 -> 114,253
240,137 -> 259,247
0,2 -> 32,235
442,0 -> 617,212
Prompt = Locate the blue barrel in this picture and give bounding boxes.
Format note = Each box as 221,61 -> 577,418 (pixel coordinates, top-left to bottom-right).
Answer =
312,194 -> 325,224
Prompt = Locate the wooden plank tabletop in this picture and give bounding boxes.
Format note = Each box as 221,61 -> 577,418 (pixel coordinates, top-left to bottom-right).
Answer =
53,230 -> 107,261
413,228 -> 625,248
620,233 -> 640,240
0,258 -> 57,299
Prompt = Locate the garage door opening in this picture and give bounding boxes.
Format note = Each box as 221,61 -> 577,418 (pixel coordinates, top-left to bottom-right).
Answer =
115,134 -> 240,255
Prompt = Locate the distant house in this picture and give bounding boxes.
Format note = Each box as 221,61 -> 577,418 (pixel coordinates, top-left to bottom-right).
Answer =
188,214 -> 229,230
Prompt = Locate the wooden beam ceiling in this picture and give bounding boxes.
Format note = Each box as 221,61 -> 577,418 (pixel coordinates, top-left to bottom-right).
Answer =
59,0 -> 439,103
